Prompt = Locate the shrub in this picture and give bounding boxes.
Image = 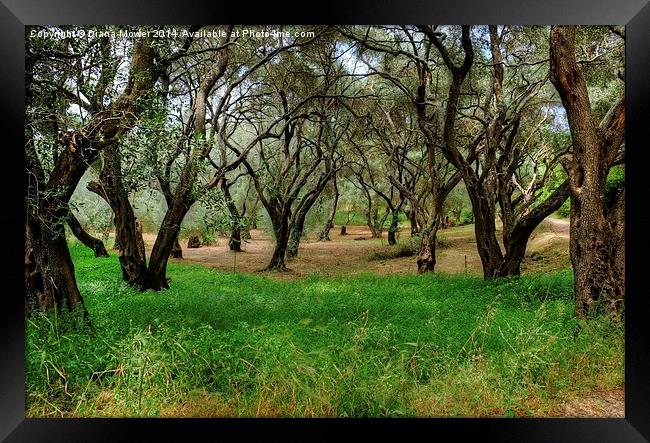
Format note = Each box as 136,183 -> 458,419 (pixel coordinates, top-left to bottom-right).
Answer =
199,230 -> 218,246
369,243 -> 415,261
459,208 -> 474,225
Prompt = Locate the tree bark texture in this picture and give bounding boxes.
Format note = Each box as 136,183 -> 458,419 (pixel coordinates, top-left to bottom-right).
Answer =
66,210 -> 109,257
267,210 -> 290,271
319,178 -> 339,241
550,25 -> 625,316
25,36 -> 157,313
26,215 -> 89,319
221,179 -> 243,252
87,142 -> 148,289
416,222 -> 439,274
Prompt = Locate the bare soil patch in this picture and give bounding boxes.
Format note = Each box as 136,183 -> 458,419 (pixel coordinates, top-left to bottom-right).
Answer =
141,218 -> 570,279
555,389 -> 624,417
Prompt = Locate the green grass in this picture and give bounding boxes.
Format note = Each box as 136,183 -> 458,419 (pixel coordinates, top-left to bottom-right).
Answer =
25,241 -> 624,417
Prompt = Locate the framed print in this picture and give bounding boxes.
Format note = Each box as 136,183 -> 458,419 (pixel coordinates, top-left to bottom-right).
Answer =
2,0 -> 649,440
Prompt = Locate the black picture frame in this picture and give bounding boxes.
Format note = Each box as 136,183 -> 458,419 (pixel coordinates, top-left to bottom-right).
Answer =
2,1 -> 648,441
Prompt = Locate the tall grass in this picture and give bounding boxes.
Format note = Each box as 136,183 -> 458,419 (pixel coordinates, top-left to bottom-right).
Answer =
25,241 -> 623,417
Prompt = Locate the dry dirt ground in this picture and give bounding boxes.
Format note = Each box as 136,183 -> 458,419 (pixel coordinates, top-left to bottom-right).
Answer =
555,389 -> 624,417
141,218 -> 571,280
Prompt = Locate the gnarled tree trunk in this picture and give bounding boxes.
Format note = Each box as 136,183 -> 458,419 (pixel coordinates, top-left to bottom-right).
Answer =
221,178 -> 243,252
416,222 -> 439,274
87,142 -> 148,289
568,187 -> 625,315
550,25 -> 625,317
366,206 -> 379,238
147,198 -> 193,290
319,178 -> 339,241
171,238 -> 183,258
413,192 -> 448,273
25,36 -> 157,315
26,215 -> 88,320
287,175 -> 333,258
287,202 -> 312,258
387,209 -> 400,245
267,211 -> 290,271
497,181 -> 570,277
145,26 -> 235,289
159,184 -> 184,259
467,184 -> 504,279
407,207 -> 419,236
66,209 -> 109,257
287,194 -> 325,258
287,217 -> 305,258
366,205 -> 388,239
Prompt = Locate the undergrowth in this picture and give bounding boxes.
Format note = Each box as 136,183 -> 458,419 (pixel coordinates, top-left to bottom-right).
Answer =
25,241 -> 624,417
